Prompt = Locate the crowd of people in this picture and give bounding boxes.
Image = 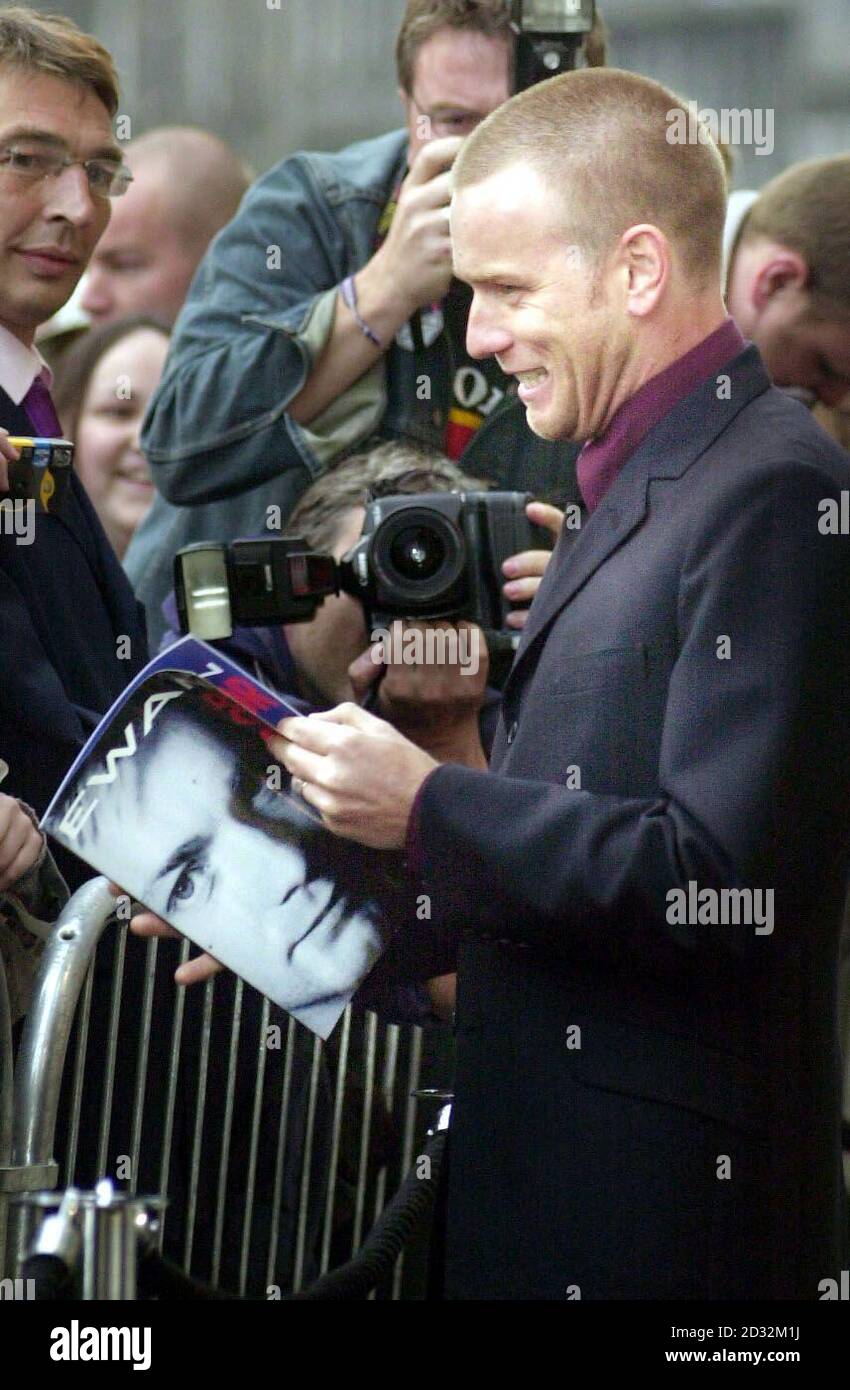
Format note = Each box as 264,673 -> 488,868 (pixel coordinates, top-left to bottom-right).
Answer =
1,0 -> 849,1302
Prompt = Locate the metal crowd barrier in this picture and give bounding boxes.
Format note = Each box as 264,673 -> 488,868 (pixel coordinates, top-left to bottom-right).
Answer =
1,878 -> 450,1299
0,930 -> 14,1273
1,877 -> 115,1281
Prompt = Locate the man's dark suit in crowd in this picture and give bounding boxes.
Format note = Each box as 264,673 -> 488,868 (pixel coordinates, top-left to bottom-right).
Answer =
0,12 -> 148,887
418,341 -> 850,1298
1,387 -> 146,890
274,68 -> 850,1300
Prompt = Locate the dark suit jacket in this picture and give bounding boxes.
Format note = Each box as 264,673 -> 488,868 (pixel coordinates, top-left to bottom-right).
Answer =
416,347 -> 850,1299
0,386 -> 148,888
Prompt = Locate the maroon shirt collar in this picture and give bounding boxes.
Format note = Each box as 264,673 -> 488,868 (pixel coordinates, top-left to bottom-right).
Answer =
577,318 -> 745,513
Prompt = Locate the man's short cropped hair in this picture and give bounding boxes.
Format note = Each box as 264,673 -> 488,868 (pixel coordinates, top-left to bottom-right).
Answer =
737,156 -> 850,318
395,0 -> 607,95
0,5 -> 119,116
454,67 -> 727,289
286,440 -> 488,554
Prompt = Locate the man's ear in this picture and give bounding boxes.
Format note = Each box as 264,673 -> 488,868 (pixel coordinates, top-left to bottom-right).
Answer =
751,249 -> 809,314
621,224 -> 668,318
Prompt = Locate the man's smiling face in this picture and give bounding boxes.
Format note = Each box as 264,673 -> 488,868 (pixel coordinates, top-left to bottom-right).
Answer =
451,162 -> 631,443
0,68 -> 116,342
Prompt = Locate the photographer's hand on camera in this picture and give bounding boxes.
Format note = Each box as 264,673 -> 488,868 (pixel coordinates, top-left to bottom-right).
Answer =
370,136 -> 461,313
0,428 -> 20,494
348,617 -> 488,769
502,501 -> 565,629
288,137 -> 462,428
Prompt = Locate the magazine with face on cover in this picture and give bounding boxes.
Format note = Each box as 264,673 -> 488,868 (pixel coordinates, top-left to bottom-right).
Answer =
41,641 -> 401,1039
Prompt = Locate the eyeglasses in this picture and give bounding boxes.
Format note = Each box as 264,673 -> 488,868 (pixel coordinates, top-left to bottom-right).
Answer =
0,144 -> 133,198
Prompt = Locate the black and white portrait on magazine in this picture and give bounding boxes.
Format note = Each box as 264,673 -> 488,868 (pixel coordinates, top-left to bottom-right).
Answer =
49,673 -> 396,1038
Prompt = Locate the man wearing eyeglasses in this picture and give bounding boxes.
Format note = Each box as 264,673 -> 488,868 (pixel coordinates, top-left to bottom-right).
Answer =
130,0 -> 606,649
0,6 -> 146,887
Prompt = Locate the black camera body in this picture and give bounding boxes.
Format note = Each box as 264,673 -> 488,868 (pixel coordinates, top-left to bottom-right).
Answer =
511,1 -> 596,91
340,490 -> 537,635
3,437 -> 74,512
174,490 -> 547,648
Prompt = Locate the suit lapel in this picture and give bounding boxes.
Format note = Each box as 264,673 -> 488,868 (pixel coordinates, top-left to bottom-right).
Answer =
506,346 -> 772,693
0,383 -> 35,436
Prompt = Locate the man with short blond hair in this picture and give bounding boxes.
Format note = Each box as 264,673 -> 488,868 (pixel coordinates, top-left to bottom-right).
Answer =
130,0 -> 605,647
273,68 -> 850,1299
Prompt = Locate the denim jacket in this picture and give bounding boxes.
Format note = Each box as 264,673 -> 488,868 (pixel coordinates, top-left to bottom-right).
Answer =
131,130 -> 581,645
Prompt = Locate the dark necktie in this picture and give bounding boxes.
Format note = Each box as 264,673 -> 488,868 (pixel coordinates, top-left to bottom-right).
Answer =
22,372 -> 63,438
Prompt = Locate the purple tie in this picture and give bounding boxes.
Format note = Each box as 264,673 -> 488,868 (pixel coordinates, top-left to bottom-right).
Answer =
22,372 -> 63,438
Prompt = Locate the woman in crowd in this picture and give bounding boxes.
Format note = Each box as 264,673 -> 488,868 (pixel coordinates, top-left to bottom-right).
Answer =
53,315 -> 170,561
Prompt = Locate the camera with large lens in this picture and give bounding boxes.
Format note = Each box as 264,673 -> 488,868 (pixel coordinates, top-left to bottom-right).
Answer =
174,490 -> 548,650
339,490 -> 539,640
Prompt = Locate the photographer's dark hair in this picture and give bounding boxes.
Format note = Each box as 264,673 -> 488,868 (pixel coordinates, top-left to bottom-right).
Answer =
286,439 -> 488,554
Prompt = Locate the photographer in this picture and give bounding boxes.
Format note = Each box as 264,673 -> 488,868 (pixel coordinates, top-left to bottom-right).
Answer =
152,440 -> 564,1011
129,0 -> 602,646
162,441 -> 563,757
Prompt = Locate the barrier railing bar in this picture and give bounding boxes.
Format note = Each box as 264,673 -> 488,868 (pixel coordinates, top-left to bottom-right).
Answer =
351,1011 -> 378,1256
183,972 -> 215,1272
238,992 -> 270,1297
391,1024 -> 423,1300
265,1013 -> 297,1292
129,936 -> 159,1195
292,1030 -> 323,1295
372,1022 -> 400,1230
319,1005 -> 351,1276
63,958 -> 95,1183
211,975 -> 243,1288
155,935 -> 191,1250
0,954 -> 14,1276
96,920 -> 126,1179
